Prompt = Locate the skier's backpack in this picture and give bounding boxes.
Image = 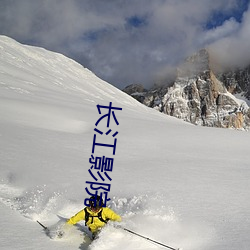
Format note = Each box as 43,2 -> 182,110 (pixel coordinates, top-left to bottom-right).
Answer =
84,207 -> 109,226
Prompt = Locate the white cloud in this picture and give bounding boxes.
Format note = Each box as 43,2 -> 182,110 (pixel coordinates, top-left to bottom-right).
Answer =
0,0 -> 249,88
209,5 -> 250,68
200,18 -> 240,45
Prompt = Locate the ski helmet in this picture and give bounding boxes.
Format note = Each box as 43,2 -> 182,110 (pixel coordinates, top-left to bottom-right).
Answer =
89,195 -> 103,208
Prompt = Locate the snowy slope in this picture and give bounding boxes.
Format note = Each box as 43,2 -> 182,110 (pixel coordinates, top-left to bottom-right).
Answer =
0,36 -> 250,250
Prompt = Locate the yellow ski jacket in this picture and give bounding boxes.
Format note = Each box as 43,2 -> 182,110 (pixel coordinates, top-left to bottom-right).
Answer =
67,207 -> 121,233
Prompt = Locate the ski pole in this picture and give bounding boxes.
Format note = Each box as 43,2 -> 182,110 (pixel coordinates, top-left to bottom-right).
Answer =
37,220 -> 48,231
122,227 -> 180,250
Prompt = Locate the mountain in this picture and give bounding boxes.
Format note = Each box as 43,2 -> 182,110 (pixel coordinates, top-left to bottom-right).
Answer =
123,49 -> 250,130
1,36 -> 250,250
217,66 -> 250,99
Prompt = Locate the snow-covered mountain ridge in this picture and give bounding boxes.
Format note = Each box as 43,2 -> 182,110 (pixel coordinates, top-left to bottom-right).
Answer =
0,35 -> 144,109
0,35 -> 159,133
124,49 -> 250,130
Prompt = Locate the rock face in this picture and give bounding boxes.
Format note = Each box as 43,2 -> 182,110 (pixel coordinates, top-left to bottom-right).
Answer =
123,49 -> 250,130
123,84 -> 147,103
217,66 -> 250,100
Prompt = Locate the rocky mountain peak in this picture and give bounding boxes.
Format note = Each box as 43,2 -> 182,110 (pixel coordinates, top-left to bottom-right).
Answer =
177,49 -> 210,78
123,49 -> 250,130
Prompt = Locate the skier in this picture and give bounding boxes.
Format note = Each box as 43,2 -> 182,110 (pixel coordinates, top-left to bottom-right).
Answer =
66,195 -> 122,239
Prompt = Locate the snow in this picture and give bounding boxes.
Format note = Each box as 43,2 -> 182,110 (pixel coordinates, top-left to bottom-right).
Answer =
0,35 -> 250,250
234,93 -> 250,107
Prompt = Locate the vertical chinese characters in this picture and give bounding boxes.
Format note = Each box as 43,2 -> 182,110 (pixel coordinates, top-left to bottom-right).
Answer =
85,102 -> 122,207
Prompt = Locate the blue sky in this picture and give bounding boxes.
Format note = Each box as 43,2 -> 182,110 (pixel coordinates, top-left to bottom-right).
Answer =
0,0 -> 249,89
205,0 -> 249,28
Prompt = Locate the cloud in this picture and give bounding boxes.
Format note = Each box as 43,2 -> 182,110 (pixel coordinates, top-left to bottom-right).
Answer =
200,18 -> 240,45
0,0 -> 249,89
209,4 -> 250,69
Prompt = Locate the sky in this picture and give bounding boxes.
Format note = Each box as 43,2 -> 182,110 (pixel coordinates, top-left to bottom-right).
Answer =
0,0 -> 249,89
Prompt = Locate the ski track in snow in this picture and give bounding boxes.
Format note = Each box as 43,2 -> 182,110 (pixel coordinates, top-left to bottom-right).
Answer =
0,180 -> 212,250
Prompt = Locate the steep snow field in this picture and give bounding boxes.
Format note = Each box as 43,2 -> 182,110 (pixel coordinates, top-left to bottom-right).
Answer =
0,36 -> 250,250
